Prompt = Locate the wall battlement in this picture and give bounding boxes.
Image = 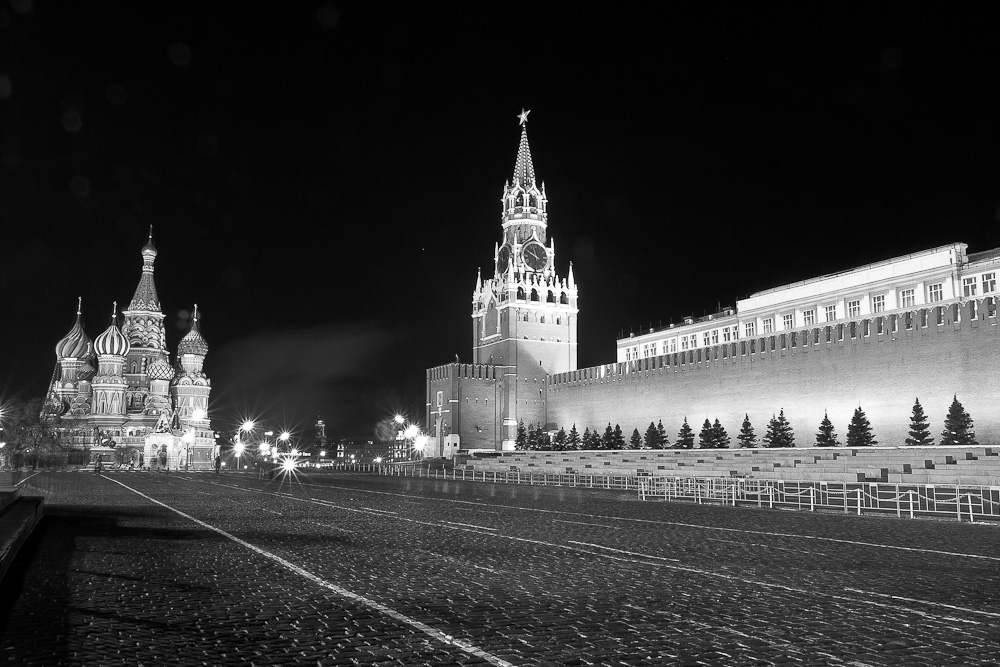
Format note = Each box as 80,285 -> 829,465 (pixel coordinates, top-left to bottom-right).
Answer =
552,299 -> 998,388
427,362 -> 510,382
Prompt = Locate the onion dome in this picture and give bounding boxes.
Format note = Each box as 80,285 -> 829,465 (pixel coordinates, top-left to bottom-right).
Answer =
55,297 -> 92,359
141,225 -> 157,260
178,304 -> 209,356
94,302 -> 131,357
146,357 -> 175,381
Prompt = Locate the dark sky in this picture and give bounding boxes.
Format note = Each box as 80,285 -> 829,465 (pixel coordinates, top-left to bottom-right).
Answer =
2,3 -> 999,439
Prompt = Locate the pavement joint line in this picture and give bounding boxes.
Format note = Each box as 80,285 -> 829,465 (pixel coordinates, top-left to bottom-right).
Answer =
842,587 -> 1000,619
205,477 -> 995,627
12,471 -> 41,486
276,477 -> 1000,563
565,541 -> 681,562
552,519 -> 621,529
442,521 -> 498,531
703,536 -> 833,557
100,475 -> 519,667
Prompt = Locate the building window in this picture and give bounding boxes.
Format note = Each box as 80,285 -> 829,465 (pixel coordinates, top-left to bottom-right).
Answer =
925,285 -> 940,304
763,318 -> 773,334
983,273 -> 996,294
782,314 -> 793,330
963,277 -> 978,298
711,330 -> 718,345
689,334 -> 698,348
731,326 -> 739,340
871,294 -> 885,313
847,300 -> 861,318
703,332 -> 710,347
825,305 -> 837,322
803,309 -> 815,326
681,337 -> 689,350
745,322 -> 756,337
723,328 -> 731,342
668,339 -> 676,353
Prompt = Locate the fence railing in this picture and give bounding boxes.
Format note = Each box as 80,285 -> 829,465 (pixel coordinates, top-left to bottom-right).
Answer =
370,466 -> 1000,523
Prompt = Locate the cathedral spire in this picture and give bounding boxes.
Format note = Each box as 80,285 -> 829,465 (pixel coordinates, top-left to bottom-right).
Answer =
129,226 -> 161,311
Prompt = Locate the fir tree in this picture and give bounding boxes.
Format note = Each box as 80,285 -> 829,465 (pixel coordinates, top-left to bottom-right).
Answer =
552,427 -> 567,451
643,422 -> 659,449
582,427 -> 598,450
711,418 -> 731,449
698,419 -> 716,449
656,420 -> 668,449
764,409 -> 794,448
566,424 -> 581,451
515,419 -> 527,450
525,422 -> 539,450
904,398 -> 933,447
612,424 -> 626,450
736,414 -> 757,448
601,423 -> 615,450
536,428 -> 551,451
630,428 -> 643,449
941,395 -> 978,446
846,406 -> 877,447
815,411 -> 840,447
675,417 -> 695,449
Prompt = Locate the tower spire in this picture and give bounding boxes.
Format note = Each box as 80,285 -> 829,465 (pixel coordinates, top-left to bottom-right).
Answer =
512,109 -> 536,188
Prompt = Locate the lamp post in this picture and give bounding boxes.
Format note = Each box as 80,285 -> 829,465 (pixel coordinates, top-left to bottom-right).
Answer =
233,441 -> 245,470
182,429 -> 195,471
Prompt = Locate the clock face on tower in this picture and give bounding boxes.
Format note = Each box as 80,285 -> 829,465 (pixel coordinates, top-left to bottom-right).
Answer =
521,241 -> 548,271
497,244 -> 511,274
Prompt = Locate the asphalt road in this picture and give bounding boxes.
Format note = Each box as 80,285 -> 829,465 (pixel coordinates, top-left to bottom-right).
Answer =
1,469 -> 998,666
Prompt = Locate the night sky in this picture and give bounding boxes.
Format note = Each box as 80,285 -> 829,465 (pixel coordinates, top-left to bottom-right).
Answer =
2,3 -> 999,439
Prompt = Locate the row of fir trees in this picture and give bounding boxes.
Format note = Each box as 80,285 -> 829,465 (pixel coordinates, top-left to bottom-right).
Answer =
513,396 -> 978,451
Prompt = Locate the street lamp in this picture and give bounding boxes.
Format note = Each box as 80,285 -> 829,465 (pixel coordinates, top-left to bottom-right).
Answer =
233,441 -> 245,470
182,429 -> 195,471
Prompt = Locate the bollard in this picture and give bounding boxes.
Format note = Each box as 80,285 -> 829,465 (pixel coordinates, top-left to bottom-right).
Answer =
810,487 -> 815,512
857,488 -> 862,516
968,495 -> 975,523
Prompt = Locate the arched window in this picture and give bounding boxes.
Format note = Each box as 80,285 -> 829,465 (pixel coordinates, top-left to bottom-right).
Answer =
560,292 -> 569,305
530,289 -> 539,302
547,290 -> 555,303
517,287 -> 526,300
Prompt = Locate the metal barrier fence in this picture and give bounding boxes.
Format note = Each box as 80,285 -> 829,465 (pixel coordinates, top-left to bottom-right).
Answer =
370,465 -> 1000,523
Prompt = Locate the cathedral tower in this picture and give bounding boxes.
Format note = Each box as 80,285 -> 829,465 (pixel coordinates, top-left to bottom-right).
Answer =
91,302 -> 130,426
471,110 -> 579,447
122,227 -> 168,414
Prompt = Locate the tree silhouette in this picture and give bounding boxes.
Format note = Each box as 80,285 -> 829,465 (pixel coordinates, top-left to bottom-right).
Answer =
601,423 -> 614,450
736,414 -> 757,448
846,406 -> 877,447
515,419 -> 527,450
815,411 -> 840,447
656,420 -> 668,449
629,428 -> 642,449
941,395 -> 977,446
643,421 -> 660,449
675,417 -> 695,449
551,427 -> 567,451
566,424 -> 581,451
905,398 -> 933,446
763,409 -> 794,448
698,419 -> 716,449
711,419 -> 731,449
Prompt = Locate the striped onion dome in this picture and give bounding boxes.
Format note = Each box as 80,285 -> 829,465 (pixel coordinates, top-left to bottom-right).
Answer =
146,357 -> 175,380
55,298 -> 92,359
94,302 -> 131,357
178,304 -> 209,356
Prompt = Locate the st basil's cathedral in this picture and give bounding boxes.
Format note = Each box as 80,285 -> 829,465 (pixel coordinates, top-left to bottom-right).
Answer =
45,229 -> 215,469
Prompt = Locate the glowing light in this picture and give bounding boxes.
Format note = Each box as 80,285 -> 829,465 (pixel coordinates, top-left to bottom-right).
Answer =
373,456 -> 383,464
241,420 -> 255,432
414,435 -> 428,450
259,443 -> 270,454
282,457 -> 296,472
279,432 -> 290,441
290,448 -> 299,456
404,424 -> 419,439
394,414 -> 405,425
319,451 -> 326,457
182,429 -> 195,443
192,408 -> 206,420
234,442 -> 245,456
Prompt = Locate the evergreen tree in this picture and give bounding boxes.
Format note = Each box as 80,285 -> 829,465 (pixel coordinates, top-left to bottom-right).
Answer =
656,420 -> 668,449
643,422 -> 659,449
675,417 -> 695,449
601,423 -> 615,450
515,419 -> 527,450
525,422 -> 539,450
698,419 -> 716,449
736,414 -> 757,448
552,427 -> 567,451
763,409 -> 794,448
846,406 -> 877,447
581,427 -> 598,450
815,411 -> 840,447
630,428 -> 643,449
904,398 -> 933,446
711,418 -> 731,449
941,395 -> 978,446
612,424 -> 626,450
536,428 -> 552,451
566,424 -> 581,451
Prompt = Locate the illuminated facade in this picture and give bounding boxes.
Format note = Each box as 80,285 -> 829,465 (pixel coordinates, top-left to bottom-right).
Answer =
46,231 -> 215,468
428,113 -> 1000,452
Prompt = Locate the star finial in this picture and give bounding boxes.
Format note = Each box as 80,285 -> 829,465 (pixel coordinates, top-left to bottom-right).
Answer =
518,108 -> 530,126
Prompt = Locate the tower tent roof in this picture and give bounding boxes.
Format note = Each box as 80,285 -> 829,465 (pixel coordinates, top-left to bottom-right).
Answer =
128,227 -> 161,312
512,120 -> 536,189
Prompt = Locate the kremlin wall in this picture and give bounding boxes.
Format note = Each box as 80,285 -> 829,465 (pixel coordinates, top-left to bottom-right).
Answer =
426,114 -> 1000,455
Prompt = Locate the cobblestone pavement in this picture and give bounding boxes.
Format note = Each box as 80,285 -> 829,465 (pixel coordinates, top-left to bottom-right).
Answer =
1,470 -> 998,666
